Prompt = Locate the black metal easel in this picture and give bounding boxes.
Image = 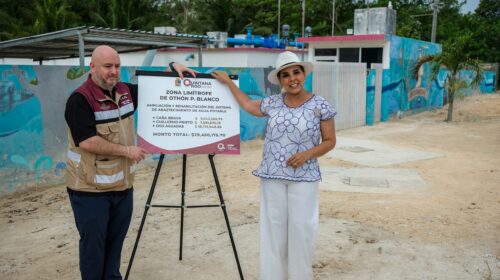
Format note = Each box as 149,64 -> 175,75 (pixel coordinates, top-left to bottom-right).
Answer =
125,154 -> 244,280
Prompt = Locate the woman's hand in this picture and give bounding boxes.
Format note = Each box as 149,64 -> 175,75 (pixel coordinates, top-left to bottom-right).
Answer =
211,70 -> 232,84
211,70 -> 265,117
287,151 -> 312,169
287,119 -> 336,169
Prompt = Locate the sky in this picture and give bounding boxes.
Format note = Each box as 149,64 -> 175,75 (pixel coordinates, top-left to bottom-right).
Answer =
460,0 -> 480,14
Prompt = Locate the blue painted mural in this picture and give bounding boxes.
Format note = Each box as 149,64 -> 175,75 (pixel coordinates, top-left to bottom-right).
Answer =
0,60 -> 492,193
366,69 -> 376,125
457,69 -> 497,97
481,71 -> 497,93
0,65 -> 313,192
0,65 -> 44,191
381,36 -> 444,121
377,36 -> 496,121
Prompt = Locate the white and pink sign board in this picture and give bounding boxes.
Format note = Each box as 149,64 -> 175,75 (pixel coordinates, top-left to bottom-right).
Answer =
137,71 -> 240,154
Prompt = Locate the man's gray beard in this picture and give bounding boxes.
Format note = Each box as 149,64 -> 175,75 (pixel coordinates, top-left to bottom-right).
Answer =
95,75 -> 118,90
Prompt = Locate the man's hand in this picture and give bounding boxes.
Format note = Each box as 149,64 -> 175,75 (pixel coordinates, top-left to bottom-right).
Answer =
126,145 -> 148,163
79,136 -> 148,163
170,62 -> 197,79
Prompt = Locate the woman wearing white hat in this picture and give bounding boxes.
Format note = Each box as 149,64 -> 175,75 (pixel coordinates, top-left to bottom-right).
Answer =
212,51 -> 336,280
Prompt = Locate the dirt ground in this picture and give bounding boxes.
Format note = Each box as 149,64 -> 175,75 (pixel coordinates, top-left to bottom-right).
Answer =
1,93 -> 499,280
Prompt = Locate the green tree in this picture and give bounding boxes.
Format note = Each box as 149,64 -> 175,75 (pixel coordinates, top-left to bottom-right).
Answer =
242,0 -> 277,35
71,0 -> 162,30
221,0 -> 277,36
0,0 -> 497,67
0,11 -> 32,40
154,0 -> 199,33
413,35 -> 483,122
88,0 -> 139,29
466,0 -> 500,63
34,0 -> 79,33
0,0 -> 36,39
475,0 -> 500,19
307,0 -> 333,36
368,0 -> 466,43
434,0 -> 465,43
193,0 -> 243,36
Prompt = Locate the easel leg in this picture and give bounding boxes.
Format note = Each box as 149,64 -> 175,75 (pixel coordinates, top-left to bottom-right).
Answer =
208,154 -> 245,280
125,154 -> 165,280
179,154 -> 187,260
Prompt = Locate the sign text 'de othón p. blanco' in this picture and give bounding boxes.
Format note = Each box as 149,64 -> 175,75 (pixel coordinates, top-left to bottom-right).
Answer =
136,71 -> 240,155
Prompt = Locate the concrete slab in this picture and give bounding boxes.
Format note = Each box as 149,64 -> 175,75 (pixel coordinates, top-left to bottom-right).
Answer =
326,137 -> 443,167
320,167 -> 427,194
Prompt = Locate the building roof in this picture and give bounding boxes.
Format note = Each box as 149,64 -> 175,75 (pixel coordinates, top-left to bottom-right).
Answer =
298,34 -> 387,43
0,26 -> 208,62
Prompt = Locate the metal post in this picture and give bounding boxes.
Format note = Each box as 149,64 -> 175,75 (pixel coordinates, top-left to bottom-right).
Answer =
77,31 -> 85,73
332,0 -> 336,36
208,154 -> 244,280
431,0 -> 439,43
278,0 -> 281,43
179,154 -> 187,260
125,153 -> 244,279
198,46 -> 203,67
141,50 -> 157,67
301,0 -> 306,39
125,154 -> 165,280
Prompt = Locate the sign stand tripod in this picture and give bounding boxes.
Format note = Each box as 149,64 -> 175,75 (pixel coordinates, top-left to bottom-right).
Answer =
125,154 -> 244,280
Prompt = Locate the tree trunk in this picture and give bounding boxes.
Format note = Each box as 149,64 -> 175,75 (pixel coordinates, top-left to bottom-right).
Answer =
446,91 -> 454,122
445,77 -> 457,122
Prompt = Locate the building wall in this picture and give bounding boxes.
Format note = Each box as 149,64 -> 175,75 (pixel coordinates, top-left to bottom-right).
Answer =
0,65 -> 312,193
366,69 -> 377,125
306,40 -> 390,69
0,48 -> 304,68
0,60 -> 494,193
480,71 -> 497,93
313,62 -> 367,130
457,69 -> 497,97
381,36 -> 443,120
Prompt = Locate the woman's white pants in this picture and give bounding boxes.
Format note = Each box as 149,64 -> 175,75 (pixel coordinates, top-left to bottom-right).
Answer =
259,178 -> 319,280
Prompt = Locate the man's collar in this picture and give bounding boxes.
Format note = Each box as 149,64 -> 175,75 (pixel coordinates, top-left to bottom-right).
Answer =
87,74 -> 115,101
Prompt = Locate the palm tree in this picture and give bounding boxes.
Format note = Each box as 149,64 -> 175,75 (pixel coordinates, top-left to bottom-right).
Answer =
413,35 -> 483,122
34,0 -> 77,33
0,10 -> 33,40
86,0 -> 166,31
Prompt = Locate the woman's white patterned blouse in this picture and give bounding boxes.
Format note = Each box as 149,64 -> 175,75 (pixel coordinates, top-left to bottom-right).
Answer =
252,94 -> 336,182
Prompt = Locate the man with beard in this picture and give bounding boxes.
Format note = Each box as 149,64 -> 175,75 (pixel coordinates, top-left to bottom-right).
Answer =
64,45 -> 195,280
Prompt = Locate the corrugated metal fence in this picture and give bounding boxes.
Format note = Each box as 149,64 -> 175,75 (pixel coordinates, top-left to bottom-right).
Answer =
313,62 -> 367,130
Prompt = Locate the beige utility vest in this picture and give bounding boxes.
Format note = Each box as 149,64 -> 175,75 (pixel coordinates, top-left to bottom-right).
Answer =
66,76 -> 136,192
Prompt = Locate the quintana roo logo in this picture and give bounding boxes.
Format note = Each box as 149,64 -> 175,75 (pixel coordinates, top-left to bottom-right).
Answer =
175,78 -> 182,87
217,143 -> 226,151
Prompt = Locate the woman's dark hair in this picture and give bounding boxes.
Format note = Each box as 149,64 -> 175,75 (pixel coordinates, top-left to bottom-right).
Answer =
277,65 -> 305,78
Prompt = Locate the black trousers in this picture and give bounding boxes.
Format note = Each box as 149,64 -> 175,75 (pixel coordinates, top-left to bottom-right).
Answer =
68,188 -> 133,280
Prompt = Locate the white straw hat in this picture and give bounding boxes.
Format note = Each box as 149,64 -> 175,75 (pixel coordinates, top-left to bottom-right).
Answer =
267,51 -> 313,85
